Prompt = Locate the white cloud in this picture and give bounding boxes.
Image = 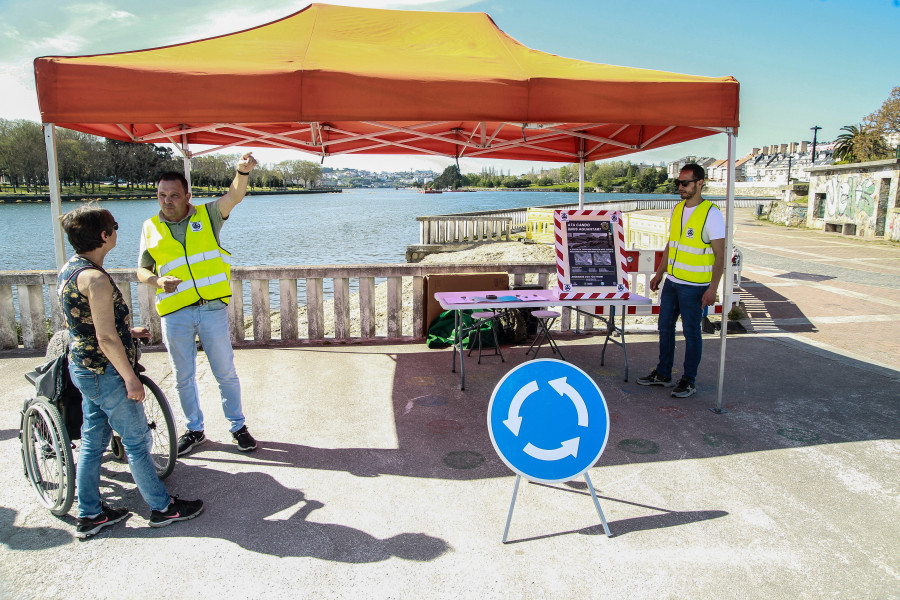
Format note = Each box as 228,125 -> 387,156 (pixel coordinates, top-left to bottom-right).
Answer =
25,34 -> 86,55
0,66 -> 42,121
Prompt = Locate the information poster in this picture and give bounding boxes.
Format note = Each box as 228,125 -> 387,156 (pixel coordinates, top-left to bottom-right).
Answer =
565,219 -> 617,287
554,210 -> 629,300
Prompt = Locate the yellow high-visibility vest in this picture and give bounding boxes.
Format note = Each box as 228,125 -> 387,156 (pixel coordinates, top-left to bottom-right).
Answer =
143,204 -> 232,316
667,200 -> 716,284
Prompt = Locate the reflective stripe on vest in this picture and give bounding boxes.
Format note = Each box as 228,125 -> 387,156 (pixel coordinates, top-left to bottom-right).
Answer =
143,203 -> 232,316
667,200 -> 715,284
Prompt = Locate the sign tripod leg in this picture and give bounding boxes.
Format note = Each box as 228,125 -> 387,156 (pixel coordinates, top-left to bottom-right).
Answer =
502,475 -> 522,543
584,473 -> 612,537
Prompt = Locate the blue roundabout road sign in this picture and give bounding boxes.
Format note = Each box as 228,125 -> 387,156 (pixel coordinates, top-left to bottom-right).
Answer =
488,359 -> 610,483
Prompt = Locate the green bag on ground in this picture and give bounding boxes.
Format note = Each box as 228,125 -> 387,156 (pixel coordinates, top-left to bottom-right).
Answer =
426,310 -> 494,350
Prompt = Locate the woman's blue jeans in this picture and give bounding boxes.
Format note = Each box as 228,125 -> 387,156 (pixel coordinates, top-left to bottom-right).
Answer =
655,280 -> 706,384
69,363 -> 171,518
161,302 -> 244,434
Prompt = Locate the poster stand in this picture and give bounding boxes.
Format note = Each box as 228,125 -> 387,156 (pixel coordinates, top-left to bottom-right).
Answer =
502,473 -> 611,543
554,210 -> 629,301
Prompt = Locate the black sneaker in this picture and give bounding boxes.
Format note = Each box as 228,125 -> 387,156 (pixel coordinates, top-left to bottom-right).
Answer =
636,369 -> 675,387
177,430 -> 206,456
231,425 -> 257,452
671,378 -> 697,398
75,505 -> 128,539
149,497 -> 204,528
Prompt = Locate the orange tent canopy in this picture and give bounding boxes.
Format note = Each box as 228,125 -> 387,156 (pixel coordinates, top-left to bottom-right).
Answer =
34,3 -> 739,163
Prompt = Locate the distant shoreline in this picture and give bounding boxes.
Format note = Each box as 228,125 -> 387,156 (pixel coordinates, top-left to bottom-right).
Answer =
0,188 -> 343,203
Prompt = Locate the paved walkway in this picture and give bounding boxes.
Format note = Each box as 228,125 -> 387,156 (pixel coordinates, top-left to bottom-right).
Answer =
734,209 -> 900,374
1,208 -> 898,599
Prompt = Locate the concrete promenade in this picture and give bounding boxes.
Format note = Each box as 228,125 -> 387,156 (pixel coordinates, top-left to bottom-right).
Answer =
1,209 -> 898,599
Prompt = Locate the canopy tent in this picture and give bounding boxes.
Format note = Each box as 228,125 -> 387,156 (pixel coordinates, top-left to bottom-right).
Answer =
34,3 -> 738,163
33,3 -> 740,410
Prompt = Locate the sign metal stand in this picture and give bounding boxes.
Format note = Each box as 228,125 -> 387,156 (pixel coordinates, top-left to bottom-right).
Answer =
489,359 -> 613,543
502,472 -> 611,543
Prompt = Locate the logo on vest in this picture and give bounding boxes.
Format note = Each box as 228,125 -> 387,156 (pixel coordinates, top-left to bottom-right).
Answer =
686,227 -> 695,239
190,221 -> 203,233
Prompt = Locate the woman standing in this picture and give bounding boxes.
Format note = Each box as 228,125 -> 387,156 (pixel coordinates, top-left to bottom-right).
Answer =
58,203 -> 203,538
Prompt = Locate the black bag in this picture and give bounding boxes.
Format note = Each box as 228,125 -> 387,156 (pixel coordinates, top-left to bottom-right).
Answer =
497,308 -> 539,344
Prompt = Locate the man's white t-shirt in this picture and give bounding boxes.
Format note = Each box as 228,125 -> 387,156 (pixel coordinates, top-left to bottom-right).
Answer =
666,203 -> 726,286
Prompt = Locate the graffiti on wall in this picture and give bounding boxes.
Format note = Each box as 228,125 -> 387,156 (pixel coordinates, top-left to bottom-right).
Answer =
889,212 -> 900,242
822,174 -> 879,235
825,174 -> 876,220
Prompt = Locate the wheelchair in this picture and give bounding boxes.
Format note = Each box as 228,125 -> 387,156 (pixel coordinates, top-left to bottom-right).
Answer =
19,334 -> 177,516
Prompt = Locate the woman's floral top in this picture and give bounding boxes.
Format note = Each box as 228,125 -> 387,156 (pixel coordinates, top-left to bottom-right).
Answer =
58,255 -> 134,374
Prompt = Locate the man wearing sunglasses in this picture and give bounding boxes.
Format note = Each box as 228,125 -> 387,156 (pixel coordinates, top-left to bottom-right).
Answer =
637,163 -> 725,398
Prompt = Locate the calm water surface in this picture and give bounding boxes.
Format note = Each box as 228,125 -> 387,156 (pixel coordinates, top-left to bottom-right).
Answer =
1,189 -> 676,271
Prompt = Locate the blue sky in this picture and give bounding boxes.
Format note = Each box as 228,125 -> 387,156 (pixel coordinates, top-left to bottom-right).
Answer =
1,0 -> 897,174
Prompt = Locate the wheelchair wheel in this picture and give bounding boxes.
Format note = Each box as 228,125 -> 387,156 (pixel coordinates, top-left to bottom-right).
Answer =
20,397 -> 75,516
140,375 -> 177,480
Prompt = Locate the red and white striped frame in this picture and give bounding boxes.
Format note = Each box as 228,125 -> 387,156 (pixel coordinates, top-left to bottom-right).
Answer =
593,303 -> 728,316
554,209 -> 630,301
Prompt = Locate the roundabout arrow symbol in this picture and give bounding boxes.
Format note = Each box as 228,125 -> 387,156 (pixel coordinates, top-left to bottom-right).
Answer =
549,377 -> 589,427
524,437 -> 581,461
503,380 -> 539,436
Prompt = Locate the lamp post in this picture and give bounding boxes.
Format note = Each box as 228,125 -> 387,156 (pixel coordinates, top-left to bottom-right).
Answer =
810,125 -> 822,166
786,155 -> 792,185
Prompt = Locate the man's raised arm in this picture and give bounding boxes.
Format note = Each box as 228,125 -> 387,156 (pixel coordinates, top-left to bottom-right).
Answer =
218,152 -> 258,218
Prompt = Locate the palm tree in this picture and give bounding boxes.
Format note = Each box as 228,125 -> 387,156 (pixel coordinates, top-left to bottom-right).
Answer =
833,124 -> 890,163
833,124 -> 861,162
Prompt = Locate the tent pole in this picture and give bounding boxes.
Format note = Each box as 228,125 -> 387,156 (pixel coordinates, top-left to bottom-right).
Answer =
181,131 -> 192,192
576,148 -> 586,333
44,123 -> 66,270
578,143 -> 585,209
713,129 -> 737,414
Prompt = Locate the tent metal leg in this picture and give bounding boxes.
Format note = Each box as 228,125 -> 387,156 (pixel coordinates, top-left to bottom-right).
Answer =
43,123 -> 66,270
714,129 -> 737,414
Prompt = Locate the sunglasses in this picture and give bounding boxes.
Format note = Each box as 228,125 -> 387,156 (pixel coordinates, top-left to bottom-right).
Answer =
675,178 -> 699,187
112,222 -> 119,230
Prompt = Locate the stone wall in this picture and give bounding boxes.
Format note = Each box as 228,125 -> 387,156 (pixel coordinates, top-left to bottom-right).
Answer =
766,201 -> 808,227
704,182 -> 781,198
887,209 -> 900,242
807,159 -> 899,239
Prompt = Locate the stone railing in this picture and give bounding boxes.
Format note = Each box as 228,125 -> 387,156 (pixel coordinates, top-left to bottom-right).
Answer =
1,264 -> 556,351
1,248 -> 738,352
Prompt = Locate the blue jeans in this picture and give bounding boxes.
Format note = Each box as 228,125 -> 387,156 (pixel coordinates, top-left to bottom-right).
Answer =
161,302 -> 244,433
656,279 -> 706,384
69,364 -> 171,517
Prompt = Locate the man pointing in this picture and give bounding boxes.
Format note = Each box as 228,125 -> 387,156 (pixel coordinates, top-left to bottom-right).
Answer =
137,153 -> 258,455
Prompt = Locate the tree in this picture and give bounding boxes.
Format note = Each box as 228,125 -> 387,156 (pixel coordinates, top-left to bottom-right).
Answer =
296,161 -> 323,188
832,124 -> 887,163
1,120 -> 47,192
866,86 -> 900,141
432,165 -> 464,189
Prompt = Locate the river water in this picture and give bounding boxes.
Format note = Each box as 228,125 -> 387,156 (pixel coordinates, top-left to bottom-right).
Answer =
1,188 -> 678,271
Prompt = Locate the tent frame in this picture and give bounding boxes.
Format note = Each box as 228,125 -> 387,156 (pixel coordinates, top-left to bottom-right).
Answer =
42,121 -> 736,412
